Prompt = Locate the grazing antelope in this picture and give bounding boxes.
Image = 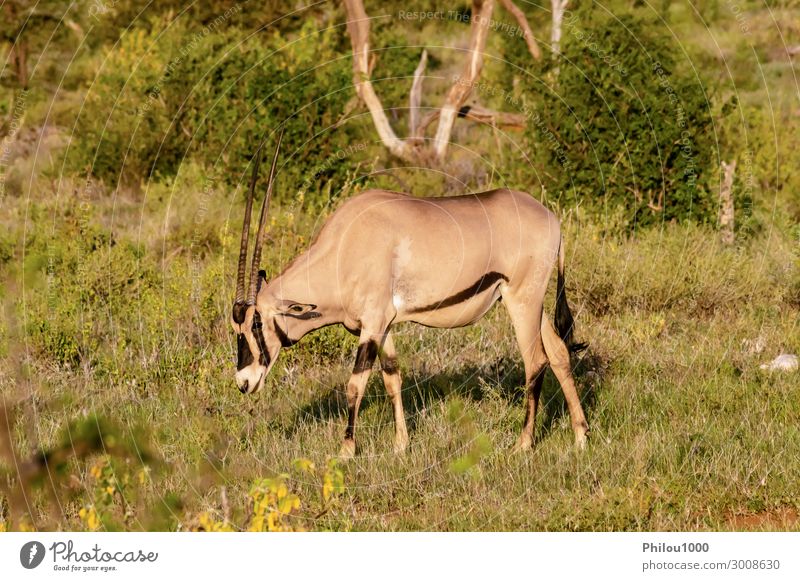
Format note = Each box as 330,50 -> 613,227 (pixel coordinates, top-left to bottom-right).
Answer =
231,131 -> 589,457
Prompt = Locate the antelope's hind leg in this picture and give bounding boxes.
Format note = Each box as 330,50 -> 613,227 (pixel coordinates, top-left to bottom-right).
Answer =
541,316 -> 589,449
502,292 -> 548,452
378,332 -> 408,454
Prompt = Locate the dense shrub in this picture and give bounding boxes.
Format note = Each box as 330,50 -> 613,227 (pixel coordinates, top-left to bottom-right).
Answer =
67,19 -> 355,203
524,9 -> 717,227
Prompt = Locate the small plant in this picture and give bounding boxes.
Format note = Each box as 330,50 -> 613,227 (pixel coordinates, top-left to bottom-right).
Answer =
190,458 -> 346,532
247,475 -> 302,532
447,401 -> 493,477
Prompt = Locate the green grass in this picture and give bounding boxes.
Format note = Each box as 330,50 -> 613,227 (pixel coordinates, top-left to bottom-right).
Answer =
1,183 -> 797,532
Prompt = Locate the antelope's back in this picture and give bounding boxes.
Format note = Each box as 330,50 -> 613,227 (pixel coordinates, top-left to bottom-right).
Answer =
313,189 -> 561,318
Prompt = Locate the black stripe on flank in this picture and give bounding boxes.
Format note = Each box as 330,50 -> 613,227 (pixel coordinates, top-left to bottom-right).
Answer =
283,310 -> 322,321
408,271 -> 508,314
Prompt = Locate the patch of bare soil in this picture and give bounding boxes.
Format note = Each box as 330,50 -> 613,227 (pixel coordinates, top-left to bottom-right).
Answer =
725,507 -> 799,531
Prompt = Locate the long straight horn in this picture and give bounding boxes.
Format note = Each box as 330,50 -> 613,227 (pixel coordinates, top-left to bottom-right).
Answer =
235,135 -> 268,304
247,126 -> 285,306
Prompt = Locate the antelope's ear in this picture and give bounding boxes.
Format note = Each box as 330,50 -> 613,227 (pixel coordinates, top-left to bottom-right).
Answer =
278,302 -> 320,319
256,270 -> 267,291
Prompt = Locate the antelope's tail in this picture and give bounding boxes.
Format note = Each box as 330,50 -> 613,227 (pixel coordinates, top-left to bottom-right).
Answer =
554,235 -> 587,353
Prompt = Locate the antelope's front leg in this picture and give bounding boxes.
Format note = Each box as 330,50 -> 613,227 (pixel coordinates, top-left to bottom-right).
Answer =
340,337 -> 379,459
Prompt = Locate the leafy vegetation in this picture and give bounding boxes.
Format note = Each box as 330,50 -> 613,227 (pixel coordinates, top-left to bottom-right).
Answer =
525,8 -> 717,226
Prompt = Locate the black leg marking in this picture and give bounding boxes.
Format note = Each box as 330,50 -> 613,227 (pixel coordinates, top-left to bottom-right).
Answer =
381,356 -> 399,375
353,340 -> 378,374
345,340 -> 379,441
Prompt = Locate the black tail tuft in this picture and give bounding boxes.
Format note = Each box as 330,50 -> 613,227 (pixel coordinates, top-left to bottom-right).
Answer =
555,241 -> 587,354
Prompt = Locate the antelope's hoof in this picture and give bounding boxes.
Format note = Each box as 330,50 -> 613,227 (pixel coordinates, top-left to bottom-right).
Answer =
574,428 -> 588,451
339,439 -> 356,460
393,437 -> 409,455
512,434 -> 533,454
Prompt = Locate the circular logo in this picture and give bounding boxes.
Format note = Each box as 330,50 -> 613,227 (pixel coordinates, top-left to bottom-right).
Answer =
20,541 -> 46,569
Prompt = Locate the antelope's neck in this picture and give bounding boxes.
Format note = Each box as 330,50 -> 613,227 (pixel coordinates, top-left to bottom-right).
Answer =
268,244 -> 345,330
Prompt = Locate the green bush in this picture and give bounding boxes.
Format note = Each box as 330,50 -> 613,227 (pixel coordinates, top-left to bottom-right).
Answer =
67,19 -> 355,203
524,8 -> 717,227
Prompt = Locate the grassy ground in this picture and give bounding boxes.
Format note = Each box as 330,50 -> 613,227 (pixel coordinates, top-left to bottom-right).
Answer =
1,183 -> 798,531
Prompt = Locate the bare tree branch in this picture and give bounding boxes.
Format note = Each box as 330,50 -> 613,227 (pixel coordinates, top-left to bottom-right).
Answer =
343,0 -> 411,160
343,0 -> 539,163
408,49 -> 428,138
432,0 -> 496,159
499,0 -> 541,60
457,104 -> 527,129
551,0 -> 569,60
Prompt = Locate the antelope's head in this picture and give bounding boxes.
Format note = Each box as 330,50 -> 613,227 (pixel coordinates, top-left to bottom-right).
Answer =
231,128 -> 287,395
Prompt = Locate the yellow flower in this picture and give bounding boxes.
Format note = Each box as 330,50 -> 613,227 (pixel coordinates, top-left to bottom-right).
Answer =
79,506 -> 101,531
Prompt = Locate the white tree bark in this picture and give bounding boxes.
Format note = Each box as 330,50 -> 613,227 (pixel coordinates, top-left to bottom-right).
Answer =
551,0 -> 569,59
408,49 -> 428,138
343,0 -> 540,163
432,0 -> 495,159
343,0 -> 411,160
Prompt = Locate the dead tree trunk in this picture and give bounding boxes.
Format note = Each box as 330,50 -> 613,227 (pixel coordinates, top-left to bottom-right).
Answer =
719,160 -> 736,245
342,0 -> 541,163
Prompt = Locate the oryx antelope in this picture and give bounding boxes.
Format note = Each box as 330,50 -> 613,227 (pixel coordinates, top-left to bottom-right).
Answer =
231,131 -> 589,457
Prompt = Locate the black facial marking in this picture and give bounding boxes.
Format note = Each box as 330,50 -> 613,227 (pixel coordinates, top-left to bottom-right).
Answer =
236,333 -> 254,370
409,271 -> 509,314
273,320 -> 297,348
252,311 -> 270,367
232,302 -> 248,325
